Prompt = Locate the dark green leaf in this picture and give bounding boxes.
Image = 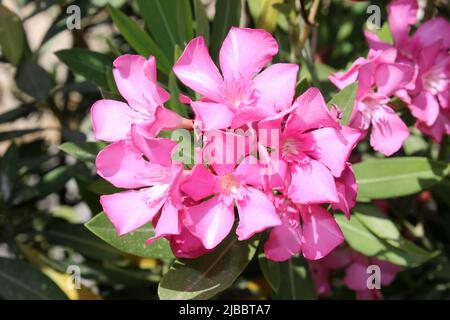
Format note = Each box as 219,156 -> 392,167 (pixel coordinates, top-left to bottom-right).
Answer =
354,157 -> 450,201
0,258 -> 67,300
15,62 -> 53,100
85,212 -> 174,259
193,0 -> 210,45
0,128 -> 43,142
59,141 -> 107,163
0,104 -> 34,124
46,221 -> 123,261
258,252 -> 280,292
107,4 -> 170,75
158,233 -> 259,300
137,0 -> 192,61
37,165 -> 75,198
55,48 -> 113,88
211,0 -> 241,59
168,71 -> 188,117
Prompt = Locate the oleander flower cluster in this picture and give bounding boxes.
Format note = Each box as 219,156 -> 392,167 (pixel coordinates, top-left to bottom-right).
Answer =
91,27 -> 361,261
330,0 -> 450,153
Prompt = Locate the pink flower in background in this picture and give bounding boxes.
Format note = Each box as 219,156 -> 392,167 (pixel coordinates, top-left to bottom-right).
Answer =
173,27 -> 299,129
329,49 -> 414,156
309,246 -> 401,300
91,54 -> 192,142
365,0 -> 450,142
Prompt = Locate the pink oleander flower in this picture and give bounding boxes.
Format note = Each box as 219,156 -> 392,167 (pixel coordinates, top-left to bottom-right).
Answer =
180,156 -> 281,250
97,126 -> 185,244
309,246 -> 401,300
173,27 -> 299,130
91,54 -> 192,142
259,88 -> 360,206
365,0 -> 450,142
329,49 -> 414,156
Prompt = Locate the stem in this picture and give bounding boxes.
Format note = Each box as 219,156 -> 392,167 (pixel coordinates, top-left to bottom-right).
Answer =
299,0 -> 321,52
438,135 -> 448,161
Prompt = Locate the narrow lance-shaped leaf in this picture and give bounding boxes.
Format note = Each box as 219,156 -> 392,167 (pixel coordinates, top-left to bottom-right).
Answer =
85,212 -> 174,260
193,0 -> 210,45
275,256 -> 317,300
158,233 -> 259,300
59,142 -> 108,163
353,204 -> 400,240
354,157 -> 450,201
107,4 -> 170,75
210,0 -> 241,60
0,258 -> 67,300
0,4 -> 25,65
55,48 -> 113,88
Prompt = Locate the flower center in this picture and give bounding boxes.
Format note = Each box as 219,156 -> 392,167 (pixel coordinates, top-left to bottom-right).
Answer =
223,77 -> 259,109
359,93 -> 389,130
219,173 -> 241,196
423,68 -> 447,95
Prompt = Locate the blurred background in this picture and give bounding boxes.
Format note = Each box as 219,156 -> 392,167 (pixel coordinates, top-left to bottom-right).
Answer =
0,0 -> 449,300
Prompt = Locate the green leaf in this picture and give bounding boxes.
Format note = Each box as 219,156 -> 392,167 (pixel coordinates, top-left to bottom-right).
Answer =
258,252 -> 280,292
85,212 -> 174,259
59,141 -> 107,163
34,166 -> 76,199
354,157 -> 450,201
168,71 -> 188,117
378,22 -> 393,44
0,104 -> 33,124
158,233 -> 259,300
0,142 -> 19,202
55,48 -> 113,88
193,0 -> 210,45
0,128 -> 43,141
378,238 -> 438,267
327,82 -> 358,126
211,0 -> 241,59
15,62 -> 53,100
275,256 -> 317,300
46,221 -> 123,261
0,4 -> 25,65
335,213 -> 387,256
353,204 -> 400,240
137,0 -> 193,60
0,258 -> 67,300
295,78 -> 310,96
107,4 -> 170,75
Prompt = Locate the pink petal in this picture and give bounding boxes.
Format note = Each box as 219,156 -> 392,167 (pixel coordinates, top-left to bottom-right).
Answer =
253,63 -> 299,112
96,140 -> 160,188
343,259 -> 371,291
113,55 -> 168,111
411,17 -> 450,49
370,106 -> 410,156
331,163 -> 358,218
387,0 -> 418,46
308,126 -> 360,177
285,88 -> 340,135
169,221 -> 211,259
219,27 -> 278,81
91,99 -> 138,142
191,101 -> 234,130
146,199 -> 181,244
183,195 -> 235,249
410,91 -> 440,126
236,186 -> 281,240
417,111 -> 450,143
300,205 -> 344,260
130,125 -> 177,167
309,261 -> 332,296
372,258 -> 401,286
181,164 -> 219,201
173,37 -> 224,101
264,213 -> 302,261
288,160 -> 339,205
100,186 -> 168,235
375,63 -> 416,96
364,30 -> 393,51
